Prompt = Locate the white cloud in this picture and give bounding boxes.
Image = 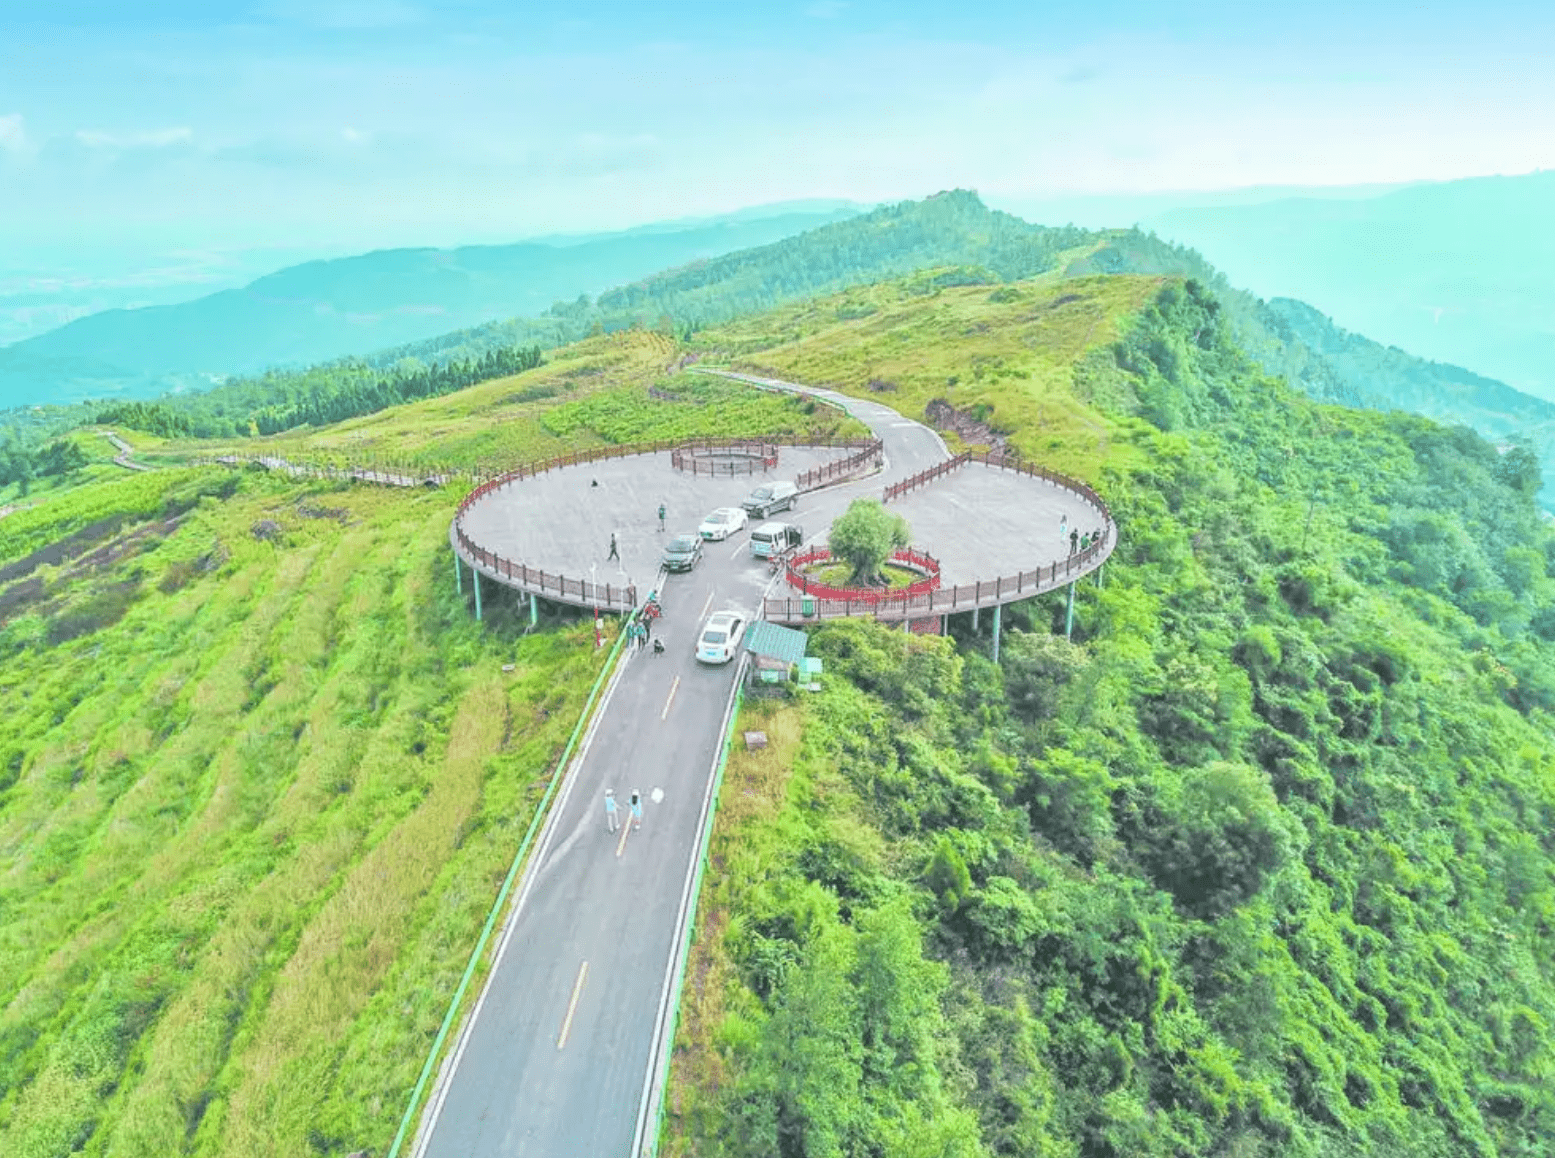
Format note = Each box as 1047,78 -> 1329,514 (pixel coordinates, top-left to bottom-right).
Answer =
74,127 -> 194,149
0,114 -> 29,154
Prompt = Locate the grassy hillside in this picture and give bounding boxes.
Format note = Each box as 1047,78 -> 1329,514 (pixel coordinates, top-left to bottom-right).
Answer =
663,278 -> 1555,1156
0,353 -> 860,1157
138,329 -> 868,471
687,271 -> 1164,481
0,469 -> 615,1158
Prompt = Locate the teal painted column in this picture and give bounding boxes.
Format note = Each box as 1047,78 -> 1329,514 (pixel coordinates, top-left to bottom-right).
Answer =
991,603 -> 1002,664
1097,563 -> 1104,589
473,568 -> 483,622
1065,581 -> 1076,641
529,592 -> 538,627
454,553 -> 462,595
972,606 -> 979,631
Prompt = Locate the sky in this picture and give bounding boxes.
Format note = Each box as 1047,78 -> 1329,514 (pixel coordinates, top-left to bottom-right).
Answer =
3,0 -> 1555,263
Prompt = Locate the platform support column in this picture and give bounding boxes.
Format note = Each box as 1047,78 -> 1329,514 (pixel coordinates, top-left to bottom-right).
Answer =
454,553 -> 462,595
991,603 -> 1002,665
473,569 -> 483,622
529,592 -> 538,627
1097,563 -> 1104,589
1065,580 -> 1076,641
972,606 -> 980,631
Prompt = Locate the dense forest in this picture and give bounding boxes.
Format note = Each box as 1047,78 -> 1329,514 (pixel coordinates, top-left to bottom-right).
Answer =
0,437 -> 89,494
94,343 -> 543,439
668,280 -> 1555,1157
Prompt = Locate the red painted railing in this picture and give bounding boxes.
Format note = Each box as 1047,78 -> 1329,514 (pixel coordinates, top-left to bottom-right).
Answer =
764,524 -> 1112,622
782,546 -> 942,604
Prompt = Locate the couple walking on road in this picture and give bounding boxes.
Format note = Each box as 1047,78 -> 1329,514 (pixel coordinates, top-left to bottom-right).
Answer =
604,788 -> 642,833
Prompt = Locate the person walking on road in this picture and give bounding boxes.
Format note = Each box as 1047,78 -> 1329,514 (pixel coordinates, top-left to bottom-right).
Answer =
657,503 -> 666,532
630,788 -> 643,830
604,788 -> 619,833
608,532 -> 620,561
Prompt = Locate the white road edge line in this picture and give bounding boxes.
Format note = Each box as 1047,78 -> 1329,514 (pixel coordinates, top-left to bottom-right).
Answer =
408,647 -> 634,1158
632,653 -> 750,1157
661,675 -> 680,721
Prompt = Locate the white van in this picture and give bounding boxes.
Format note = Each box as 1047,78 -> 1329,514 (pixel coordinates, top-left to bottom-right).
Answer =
749,521 -> 804,559
741,480 -> 799,519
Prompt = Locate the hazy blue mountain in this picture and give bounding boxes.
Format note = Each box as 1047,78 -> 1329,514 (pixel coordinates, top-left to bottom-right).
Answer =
1068,228 -> 1555,509
0,204 -> 866,409
1142,170 -> 1555,399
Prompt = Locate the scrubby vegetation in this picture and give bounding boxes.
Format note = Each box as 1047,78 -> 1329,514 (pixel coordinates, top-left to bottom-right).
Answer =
662,278 -> 1555,1157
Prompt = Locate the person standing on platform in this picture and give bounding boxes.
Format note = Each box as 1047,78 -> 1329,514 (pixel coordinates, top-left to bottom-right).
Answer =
658,503 -> 667,532
604,788 -> 619,833
608,532 -> 620,561
630,788 -> 643,830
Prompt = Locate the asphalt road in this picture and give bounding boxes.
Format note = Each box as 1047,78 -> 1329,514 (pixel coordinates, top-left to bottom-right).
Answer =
414,374 -> 953,1157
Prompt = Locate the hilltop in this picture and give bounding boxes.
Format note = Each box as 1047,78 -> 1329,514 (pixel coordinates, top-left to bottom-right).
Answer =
45,190 -> 1555,511
2,268 -> 1554,1157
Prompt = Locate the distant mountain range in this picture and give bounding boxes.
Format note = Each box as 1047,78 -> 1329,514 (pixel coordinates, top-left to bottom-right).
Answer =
1141,170 -> 1555,400
8,188 -> 1552,510
0,204 -> 868,410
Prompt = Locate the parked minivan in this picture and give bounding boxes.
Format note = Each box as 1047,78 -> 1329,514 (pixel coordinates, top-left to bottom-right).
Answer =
741,480 -> 799,519
749,521 -> 804,559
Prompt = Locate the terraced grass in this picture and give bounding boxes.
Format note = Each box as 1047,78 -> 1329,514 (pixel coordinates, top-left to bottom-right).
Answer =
0,470 -> 609,1157
144,329 -> 867,473
693,272 -> 1168,482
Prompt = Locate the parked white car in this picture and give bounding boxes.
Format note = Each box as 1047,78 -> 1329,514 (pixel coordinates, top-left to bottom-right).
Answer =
696,610 -> 748,664
698,507 -> 749,541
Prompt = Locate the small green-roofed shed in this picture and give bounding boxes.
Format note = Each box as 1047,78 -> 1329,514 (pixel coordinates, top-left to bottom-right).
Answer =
744,620 -> 808,667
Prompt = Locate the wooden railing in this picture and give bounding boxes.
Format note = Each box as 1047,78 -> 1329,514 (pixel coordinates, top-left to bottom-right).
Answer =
452,437 -> 883,613
795,437 -> 883,491
453,522 -> 639,611
882,447 -> 1113,520
782,545 -> 942,603
669,440 -> 779,477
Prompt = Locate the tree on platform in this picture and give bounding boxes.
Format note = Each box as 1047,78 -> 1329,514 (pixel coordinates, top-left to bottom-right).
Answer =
829,498 -> 910,586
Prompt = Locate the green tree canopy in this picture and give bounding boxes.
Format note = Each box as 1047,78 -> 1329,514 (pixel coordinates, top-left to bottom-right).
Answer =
828,498 -> 910,585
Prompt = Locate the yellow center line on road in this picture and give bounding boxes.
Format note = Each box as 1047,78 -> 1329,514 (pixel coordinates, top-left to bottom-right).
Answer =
661,674 -> 680,721
557,960 -> 589,1051
616,815 -> 631,858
